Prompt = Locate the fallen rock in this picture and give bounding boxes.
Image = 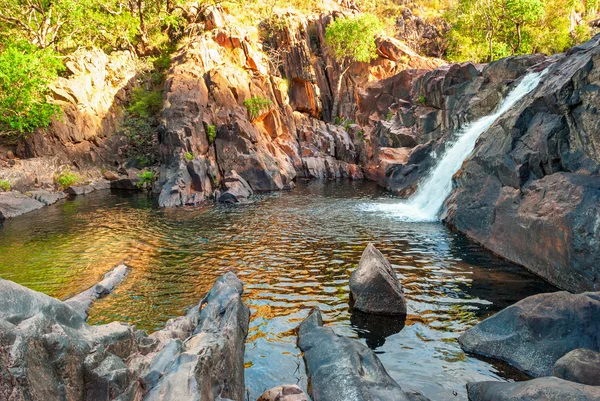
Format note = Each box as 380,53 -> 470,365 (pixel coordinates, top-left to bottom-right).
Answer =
144,272 -> 250,401
459,291 -> 600,377
218,170 -> 253,203
257,385 -> 309,401
65,264 -> 129,319
29,190 -> 68,206
0,192 -> 45,219
297,308 -> 428,401
349,243 -> 407,316
467,377 -> 600,401
554,348 -> 600,386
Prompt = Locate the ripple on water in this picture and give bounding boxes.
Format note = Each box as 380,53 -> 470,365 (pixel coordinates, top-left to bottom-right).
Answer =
0,181 -> 555,400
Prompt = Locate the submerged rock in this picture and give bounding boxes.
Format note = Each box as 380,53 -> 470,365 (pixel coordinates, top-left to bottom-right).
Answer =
459,291 -> 600,377
467,377 -> 600,401
297,308 -> 428,401
0,192 -> 44,219
257,385 -> 309,401
554,348 -> 600,386
65,264 -> 129,319
349,243 -> 407,316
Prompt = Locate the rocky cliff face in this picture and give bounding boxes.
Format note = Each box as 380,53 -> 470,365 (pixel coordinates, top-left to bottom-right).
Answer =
156,4 -> 444,207
444,36 -> 600,293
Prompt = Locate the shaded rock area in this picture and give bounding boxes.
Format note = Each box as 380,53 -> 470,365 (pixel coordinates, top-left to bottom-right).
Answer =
297,308 -> 429,401
444,35 -> 600,293
467,377 -> 600,401
257,385 -> 309,401
349,243 -> 407,316
459,291 -> 600,378
218,170 -> 253,203
0,271 -> 250,401
554,348 -> 600,386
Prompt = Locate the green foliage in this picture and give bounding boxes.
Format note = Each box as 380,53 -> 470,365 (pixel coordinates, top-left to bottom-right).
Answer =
386,111 -> 394,120
244,96 -> 273,120
0,180 -> 10,191
184,151 -> 194,161
127,88 -> 163,119
56,169 -> 79,188
418,95 -> 427,105
136,170 -> 155,189
0,42 -> 64,138
325,14 -> 384,67
206,124 -> 216,144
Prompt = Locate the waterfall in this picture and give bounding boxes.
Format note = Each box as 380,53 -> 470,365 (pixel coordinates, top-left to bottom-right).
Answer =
362,69 -> 547,222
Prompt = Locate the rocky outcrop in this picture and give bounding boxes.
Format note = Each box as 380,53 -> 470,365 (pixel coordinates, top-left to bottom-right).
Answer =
444,36 -> 600,293
257,385 -> 309,401
0,272 -> 250,401
467,377 -> 600,401
0,192 -> 45,219
297,308 -> 428,401
459,291 -> 600,378
157,6 -> 444,207
349,244 -> 407,316
554,348 -> 600,386
218,170 -> 253,203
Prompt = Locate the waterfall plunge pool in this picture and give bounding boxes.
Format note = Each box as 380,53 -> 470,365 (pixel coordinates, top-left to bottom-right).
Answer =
0,181 -> 556,400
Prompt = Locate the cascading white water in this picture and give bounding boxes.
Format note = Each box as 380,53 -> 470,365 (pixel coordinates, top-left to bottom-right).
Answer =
362,69 -> 547,222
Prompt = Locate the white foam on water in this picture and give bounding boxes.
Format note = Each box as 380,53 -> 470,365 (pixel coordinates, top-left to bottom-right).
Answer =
360,69 -> 547,222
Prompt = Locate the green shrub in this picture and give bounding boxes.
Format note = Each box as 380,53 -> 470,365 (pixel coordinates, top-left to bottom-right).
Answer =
206,124 -> 216,144
386,111 -> 394,120
243,96 -> 273,120
127,87 -> 163,119
0,42 -> 64,138
0,180 -> 10,191
417,95 -> 427,105
184,151 -> 194,161
136,170 -> 154,189
56,169 -> 78,188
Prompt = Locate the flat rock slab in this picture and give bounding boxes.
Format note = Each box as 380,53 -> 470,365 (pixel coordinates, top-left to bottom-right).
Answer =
65,264 -> 129,319
349,243 -> 407,316
0,192 -> 44,219
298,308 -> 428,401
554,348 -> 600,386
467,377 -> 600,401
459,291 -> 600,377
30,190 -> 68,206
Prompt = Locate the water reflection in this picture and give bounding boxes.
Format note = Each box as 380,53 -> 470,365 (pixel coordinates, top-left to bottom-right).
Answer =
0,181 -> 557,401
350,310 -> 406,349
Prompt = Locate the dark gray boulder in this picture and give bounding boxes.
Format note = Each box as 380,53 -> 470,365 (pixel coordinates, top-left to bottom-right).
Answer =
0,192 -> 44,219
554,348 -> 600,386
459,291 -> 600,377
297,308 -> 428,401
467,377 -> 600,401
218,170 -> 253,203
144,272 -> 250,401
349,243 -> 407,316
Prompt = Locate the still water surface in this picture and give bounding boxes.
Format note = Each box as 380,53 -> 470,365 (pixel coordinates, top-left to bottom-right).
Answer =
0,181 -> 556,400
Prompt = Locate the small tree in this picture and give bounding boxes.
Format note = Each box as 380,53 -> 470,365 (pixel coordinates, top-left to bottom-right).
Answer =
325,13 -> 383,120
505,0 -> 545,54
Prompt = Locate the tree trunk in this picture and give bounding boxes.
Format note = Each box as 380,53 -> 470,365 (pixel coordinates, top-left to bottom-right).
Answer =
331,63 -> 352,122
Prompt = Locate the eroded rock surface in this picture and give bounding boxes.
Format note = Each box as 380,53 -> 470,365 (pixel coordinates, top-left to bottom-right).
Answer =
257,385 -> 309,401
459,291 -> 600,377
297,308 -> 428,401
349,243 -> 407,316
0,192 -> 44,219
554,348 -> 600,386
467,377 -> 600,401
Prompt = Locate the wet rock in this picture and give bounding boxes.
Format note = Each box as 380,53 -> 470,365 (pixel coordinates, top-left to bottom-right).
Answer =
29,190 -> 67,206
144,272 -> 250,401
554,348 -> 600,386
459,291 -> 600,377
65,264 -> 129,319
467,377 -> 600,401
0,192 -> 44,219
218,170 -> 253,203
65,184 -> 96,195
257,385 -> 309,401
349,244 -> 407,316
298,308 -> 427,401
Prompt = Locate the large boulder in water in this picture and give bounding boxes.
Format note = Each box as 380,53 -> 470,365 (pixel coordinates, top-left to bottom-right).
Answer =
349,244 -> 407,316
467,377 -> 600,401
459,291 -> 600,377
445,35 -> 600,293
553,348 -> 600,386
297,308 -> 428,401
